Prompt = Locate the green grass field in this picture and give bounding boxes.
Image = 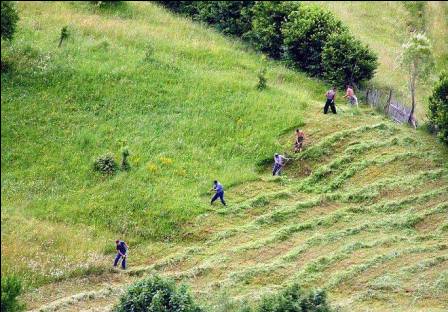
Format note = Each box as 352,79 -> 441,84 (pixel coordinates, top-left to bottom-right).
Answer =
1,2 -> 448,311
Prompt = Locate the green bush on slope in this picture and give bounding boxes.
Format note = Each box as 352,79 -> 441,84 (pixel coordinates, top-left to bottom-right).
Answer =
113,275 -> 203,312
282,5 -> 347,77
1,1 -> 19,41
1,275 -> 25,312
254,284 -> 331,312
194,1 -> 255,37
428,72 -> 448,144
244,1 -> 300,59
322,32 -> 378,87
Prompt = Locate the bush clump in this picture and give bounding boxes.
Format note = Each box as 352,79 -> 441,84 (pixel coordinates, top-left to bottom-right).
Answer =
113,275 -> 203,312
1,1 -> 19,41
156,1 -> 199,16
322,32 -> 378,87
93,153 -> 119,175
282,5 -> 347,76
257,66 -> 267,90
1,275 -> 25,312
158,1 -> 378,89
244,1 -> 300,59
194,1 -> 255,37
428,72 -> 448,144
254,284 -> 332,312
121,147 -> 130,171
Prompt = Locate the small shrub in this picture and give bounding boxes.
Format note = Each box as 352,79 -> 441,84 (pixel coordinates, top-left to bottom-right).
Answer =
244,1 -> 300,59
113,275 -> 203,312
283,5 -> 347,76
93,153 -> 118,175
1,1 -> 19,41
257,67 -> 267,90
255,284 -> 332,312
58,26 -> 69,48
321,32 -> 378,87
194,1 -> 255,37
144,41 -> 155,61
1,275 -> 25,312
121,147 -> 130,171
428,72 -> 448,144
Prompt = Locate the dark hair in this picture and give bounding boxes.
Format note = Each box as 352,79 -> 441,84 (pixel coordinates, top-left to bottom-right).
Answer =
296,128 -> 299,132
116,240 -> 120,244
213,180 -> 218,184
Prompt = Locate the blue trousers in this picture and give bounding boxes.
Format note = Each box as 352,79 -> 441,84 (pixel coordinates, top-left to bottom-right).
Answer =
114,253 -> 126,269
211,191 -> 226,206
273,163 -> 283,176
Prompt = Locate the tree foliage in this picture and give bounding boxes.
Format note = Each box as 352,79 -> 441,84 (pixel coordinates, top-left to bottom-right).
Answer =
428,72 -> 448,144
254,284 -> 332,312
113,275 -> 203,312
1,275 -> 25,312
282,5 -> 347,76
156,1 -> 199,16
244,1 -> 300,59
400,32 -> 435,123
194,1 -> 255,37
93,153 -> 119,175
1,1 -> 19,41
322,32 -> 378,87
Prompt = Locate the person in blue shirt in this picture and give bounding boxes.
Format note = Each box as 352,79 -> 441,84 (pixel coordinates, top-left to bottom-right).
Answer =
113,240 -> 128,269
210,180 -> 226,206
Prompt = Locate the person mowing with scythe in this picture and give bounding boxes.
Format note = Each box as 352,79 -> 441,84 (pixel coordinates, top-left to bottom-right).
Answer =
210,180 -> 226,206
344,85 -> 358,107
294,129 -> 306,153
273,153 -> 290,176
113,239 -> 129,270
324,86 -> 337,114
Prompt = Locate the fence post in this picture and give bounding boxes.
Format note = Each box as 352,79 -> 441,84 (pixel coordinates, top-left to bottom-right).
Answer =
385,89 -> 392,115
366,89 -> 370,107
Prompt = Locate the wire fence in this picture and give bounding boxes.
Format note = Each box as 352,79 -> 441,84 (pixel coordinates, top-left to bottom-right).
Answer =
365,88 -> 415,126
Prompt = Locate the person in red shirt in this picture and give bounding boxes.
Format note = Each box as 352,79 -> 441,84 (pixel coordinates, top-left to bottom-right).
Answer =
344,85 -> 358,107
294,129 -> 305,153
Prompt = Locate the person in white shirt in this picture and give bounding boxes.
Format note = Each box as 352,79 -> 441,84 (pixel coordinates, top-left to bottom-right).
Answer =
273,153 -> 288,176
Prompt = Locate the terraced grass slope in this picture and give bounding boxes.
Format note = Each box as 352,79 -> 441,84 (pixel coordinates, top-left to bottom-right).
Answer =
1,2 -> 448,312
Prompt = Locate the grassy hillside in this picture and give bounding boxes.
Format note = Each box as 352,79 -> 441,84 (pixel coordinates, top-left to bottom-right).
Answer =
312,1 -> 448,119
1,2 -> 448,312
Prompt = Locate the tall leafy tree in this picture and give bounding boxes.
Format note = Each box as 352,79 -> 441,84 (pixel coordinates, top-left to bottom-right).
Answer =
322,32 -> 378,87
1,1 -> 19,41
428,72 -> 448,144
282,5 -> 347,76
400,32 -> 435,125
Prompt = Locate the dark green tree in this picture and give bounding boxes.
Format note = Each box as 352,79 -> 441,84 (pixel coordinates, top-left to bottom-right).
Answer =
244,1 -> 300,59
282,5 -> 347,76
1,275 -> 25,312
194,1 -> 255,37
1,1 -> 19,41
428,72 -> 448,144
155,1 -> 199,16
322,32 -> 378,87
